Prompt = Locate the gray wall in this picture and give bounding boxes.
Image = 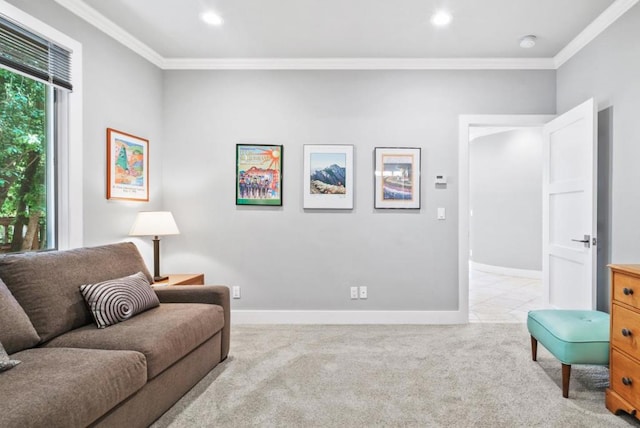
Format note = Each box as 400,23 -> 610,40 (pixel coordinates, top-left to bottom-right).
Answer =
6,0 -> 165,267
6,1 -> 560,313
470,128 -> 542,271
162,70 -> 555,310
557,3 -> 640,311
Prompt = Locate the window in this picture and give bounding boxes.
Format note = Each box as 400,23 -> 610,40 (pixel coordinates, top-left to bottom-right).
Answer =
0,68 -> 54,252
0,4 -> 82,253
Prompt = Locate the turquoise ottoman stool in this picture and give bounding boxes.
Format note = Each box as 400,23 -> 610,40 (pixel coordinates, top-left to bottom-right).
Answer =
527,309 -> 610,398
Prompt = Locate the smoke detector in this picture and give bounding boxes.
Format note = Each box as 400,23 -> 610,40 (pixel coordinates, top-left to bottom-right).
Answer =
519,35 -> 537,49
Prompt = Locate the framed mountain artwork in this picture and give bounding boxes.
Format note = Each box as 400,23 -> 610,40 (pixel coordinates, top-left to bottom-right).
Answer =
303,145 -> 354,209
374,147 -> 421,209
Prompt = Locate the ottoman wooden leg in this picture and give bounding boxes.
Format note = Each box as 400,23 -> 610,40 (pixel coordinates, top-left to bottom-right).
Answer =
562,363 -> 571,398
531,336 -> 538,361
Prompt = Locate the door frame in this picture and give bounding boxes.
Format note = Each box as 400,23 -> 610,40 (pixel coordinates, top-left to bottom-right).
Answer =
458,114 -> 555,322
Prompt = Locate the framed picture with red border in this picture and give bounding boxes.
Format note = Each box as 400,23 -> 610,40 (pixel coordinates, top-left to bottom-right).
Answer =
106,128 -> 149,201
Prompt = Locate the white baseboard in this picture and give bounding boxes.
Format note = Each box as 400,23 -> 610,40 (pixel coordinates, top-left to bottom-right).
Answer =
470,261 -> 542,279
232,310 -> 467,325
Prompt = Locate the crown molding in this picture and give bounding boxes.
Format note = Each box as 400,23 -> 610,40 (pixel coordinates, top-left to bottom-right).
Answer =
554,0 -> 639,68
54,0 -> 164,68
162,57 -> 555,70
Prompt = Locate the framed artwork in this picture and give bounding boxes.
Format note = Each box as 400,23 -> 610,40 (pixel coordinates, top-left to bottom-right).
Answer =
236,144 -> 283,206
303,145 -> 354,209
106,128 -> 149,201
374,147 -> 421,209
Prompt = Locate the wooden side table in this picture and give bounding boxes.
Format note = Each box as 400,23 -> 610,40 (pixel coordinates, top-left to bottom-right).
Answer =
153,273 -> 204,286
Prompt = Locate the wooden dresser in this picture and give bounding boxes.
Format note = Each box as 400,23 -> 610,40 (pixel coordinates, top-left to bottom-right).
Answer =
607,264 -> 640,420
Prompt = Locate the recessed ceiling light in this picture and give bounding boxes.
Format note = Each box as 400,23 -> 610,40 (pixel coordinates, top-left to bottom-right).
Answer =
201,11 -> 223,26
431,10 -> 452,27
519,35 -> 537,49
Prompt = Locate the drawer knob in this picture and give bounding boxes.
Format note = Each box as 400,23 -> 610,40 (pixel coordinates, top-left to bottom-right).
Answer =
622,328 -> 633,337
623,377 -> 633,386
624,287 -> 634,296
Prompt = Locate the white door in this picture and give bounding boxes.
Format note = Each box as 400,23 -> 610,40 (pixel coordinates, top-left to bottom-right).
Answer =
542,98 -> 597,309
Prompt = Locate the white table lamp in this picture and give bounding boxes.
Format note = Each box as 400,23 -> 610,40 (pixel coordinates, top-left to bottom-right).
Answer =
129,211 -> 180,281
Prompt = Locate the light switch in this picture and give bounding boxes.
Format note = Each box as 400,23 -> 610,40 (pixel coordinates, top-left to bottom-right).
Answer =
437,207 -> 446,220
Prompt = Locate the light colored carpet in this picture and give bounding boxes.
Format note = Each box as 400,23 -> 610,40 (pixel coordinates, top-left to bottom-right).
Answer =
153,324 -> 640,427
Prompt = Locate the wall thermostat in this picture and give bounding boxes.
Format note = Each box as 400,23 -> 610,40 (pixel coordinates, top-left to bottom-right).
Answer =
435,175 -> 447,184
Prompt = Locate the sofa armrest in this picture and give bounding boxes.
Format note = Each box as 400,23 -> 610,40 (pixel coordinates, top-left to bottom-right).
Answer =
154,285 -> 230,360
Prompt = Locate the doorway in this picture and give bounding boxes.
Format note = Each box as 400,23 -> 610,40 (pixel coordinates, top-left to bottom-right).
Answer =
468,126 -> 544,322
460,100 -> 599,323
458,115 -> 554,322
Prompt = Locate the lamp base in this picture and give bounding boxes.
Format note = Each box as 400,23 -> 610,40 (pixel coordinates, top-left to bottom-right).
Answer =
152,236 -> 167,283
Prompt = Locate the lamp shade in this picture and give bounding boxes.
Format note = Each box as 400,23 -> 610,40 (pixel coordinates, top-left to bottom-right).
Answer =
129,211 -> 180,236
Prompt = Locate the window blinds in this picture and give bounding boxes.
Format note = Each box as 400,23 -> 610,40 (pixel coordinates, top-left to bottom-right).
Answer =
0,15 -> 72,91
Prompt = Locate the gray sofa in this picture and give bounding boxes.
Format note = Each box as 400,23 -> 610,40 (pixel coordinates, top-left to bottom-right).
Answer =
0,242 -> 230,427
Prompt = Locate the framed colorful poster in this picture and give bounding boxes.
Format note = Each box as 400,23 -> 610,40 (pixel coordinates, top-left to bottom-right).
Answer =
374,147 -> 421,209
303,145 -> 354,209
236,144 -> 283,206
106,128 -> 149,201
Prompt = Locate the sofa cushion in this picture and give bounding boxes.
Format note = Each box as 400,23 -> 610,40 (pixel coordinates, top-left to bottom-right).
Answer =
0,277 -> 40,353
80,271 -> 160,328
0,340 -> 21,372
44,303 -> 224,379
0,242 -> 153,342
0,347 -> 147,428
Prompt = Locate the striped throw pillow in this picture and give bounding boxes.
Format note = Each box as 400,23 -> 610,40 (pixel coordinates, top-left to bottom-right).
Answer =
0,340 -> 21,372
80,272 -> 159,329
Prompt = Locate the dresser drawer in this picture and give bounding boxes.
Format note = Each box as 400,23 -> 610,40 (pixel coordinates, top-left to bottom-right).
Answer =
611,349 -> 640,409
612,304 -> 640,356
613,270 -> 640,310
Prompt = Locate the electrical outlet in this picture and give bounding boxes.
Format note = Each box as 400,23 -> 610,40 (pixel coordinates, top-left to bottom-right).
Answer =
350,286 -> 358,299
359,286 -> 368,299
232,286 -> 241,299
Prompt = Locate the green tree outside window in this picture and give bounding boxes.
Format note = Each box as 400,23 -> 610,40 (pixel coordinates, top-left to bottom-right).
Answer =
0,68 -> 49,253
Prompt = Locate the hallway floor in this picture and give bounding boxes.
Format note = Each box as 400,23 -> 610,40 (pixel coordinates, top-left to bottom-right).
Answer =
469,269 -> 546,323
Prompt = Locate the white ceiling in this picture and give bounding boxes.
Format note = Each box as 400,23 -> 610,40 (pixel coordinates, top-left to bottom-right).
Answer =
55,0 -> 637,69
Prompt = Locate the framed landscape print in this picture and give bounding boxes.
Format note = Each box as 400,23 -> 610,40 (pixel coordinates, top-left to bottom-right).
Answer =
303,145 -> 354,209
374,147 -> 421,209
106,128 -> 149,201
236,144 -> 283,206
